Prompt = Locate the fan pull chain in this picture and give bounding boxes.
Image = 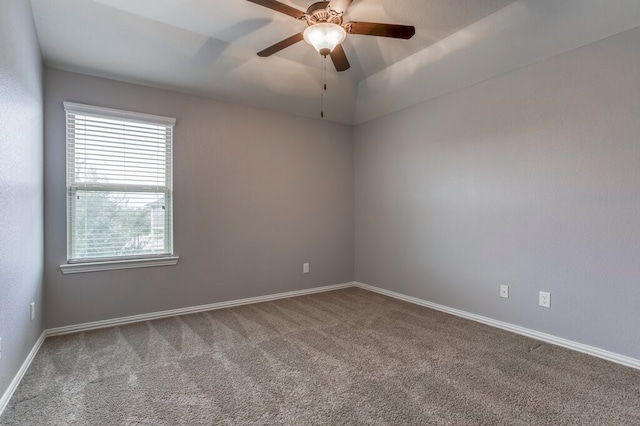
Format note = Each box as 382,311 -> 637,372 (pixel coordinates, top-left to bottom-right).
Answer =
320,55 -> 327,118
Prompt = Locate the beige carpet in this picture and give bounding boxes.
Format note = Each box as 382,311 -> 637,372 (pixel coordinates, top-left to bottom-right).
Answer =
2,287 -> 639,425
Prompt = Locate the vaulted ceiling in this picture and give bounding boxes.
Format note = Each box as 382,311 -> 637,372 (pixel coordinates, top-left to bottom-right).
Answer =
30,0 -> 640,124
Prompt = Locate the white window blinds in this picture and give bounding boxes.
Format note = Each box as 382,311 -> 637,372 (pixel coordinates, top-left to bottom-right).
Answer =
65,102 -> 175,262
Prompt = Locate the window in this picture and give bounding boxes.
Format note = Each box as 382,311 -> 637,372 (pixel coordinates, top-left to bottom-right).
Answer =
63,102 -> 177,272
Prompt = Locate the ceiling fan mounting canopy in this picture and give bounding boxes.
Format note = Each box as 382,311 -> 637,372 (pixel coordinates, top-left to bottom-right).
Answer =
247,0 -> 416,72
304,1 -> 343,26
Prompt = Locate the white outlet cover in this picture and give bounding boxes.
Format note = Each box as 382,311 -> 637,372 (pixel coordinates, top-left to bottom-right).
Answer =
539,291 -> 551,308
303,263 -> 309,274
500,285 -> 509,298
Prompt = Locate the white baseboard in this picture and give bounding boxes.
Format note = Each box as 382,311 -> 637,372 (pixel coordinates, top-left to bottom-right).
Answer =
355,281 -> 640,371
46,282 -> 356,337
0,331 -> 46,418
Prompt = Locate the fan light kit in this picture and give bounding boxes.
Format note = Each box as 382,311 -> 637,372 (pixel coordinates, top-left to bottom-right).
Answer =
247,0 -> 416,117
303,23 -> 346,56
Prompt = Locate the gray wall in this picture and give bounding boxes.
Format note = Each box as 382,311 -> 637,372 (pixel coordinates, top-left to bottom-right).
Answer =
0,0 -> 44,400
44,69 -> 354,328
355,26 -> 640,359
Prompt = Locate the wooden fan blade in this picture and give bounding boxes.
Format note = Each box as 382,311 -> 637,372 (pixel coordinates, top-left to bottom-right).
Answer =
257,32 -> 304,57
246,0 -> 306,20
329,44 -> 350,72
328,0 -> 353,14
345,22 -> 416,39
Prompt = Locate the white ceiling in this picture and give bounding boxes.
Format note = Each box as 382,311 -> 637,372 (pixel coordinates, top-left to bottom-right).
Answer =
30,0 -> 640,124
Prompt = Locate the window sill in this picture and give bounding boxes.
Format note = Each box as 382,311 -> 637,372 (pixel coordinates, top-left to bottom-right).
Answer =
59,256 -> 179,274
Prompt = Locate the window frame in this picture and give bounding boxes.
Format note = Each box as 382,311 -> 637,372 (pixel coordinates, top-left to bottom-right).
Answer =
61,102 -> 179,274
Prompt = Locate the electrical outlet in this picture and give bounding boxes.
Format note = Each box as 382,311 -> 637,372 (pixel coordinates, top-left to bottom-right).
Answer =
303,263 -> 309,274
500,285 -> 509,299
539,291 -> 551,308
30,302 -> 35,321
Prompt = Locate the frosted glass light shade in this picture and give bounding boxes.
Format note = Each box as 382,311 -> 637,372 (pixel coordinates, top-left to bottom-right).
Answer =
303,23 -> 347,56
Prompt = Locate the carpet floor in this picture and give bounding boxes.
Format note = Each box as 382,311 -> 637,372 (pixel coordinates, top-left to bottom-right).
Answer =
1,287 -> 639,425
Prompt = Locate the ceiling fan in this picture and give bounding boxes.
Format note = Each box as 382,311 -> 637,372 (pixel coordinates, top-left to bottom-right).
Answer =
246,0 -> 416,72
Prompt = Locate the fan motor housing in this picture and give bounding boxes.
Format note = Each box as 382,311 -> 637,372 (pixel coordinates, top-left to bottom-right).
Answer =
305,1 -> 343,26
